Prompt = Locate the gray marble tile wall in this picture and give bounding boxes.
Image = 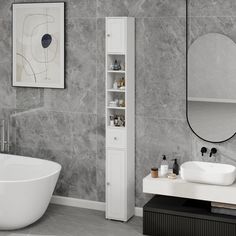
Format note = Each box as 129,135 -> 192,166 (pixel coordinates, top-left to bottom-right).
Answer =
0,0 -> 235,208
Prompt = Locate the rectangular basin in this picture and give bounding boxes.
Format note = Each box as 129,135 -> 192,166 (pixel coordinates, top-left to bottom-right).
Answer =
180,161 -> 236,186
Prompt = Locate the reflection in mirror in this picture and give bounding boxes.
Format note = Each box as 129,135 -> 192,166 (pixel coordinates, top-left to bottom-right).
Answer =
188,33 -> 236,142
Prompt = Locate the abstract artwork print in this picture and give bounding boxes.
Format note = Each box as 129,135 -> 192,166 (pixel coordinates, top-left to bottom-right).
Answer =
12,3 -> 64,88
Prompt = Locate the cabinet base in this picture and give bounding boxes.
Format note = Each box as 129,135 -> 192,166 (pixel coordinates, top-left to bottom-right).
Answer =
143,195 -> 236,236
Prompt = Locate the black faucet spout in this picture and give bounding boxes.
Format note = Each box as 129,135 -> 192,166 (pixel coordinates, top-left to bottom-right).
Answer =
210,148 -> 217,157
201,147 -> 207,156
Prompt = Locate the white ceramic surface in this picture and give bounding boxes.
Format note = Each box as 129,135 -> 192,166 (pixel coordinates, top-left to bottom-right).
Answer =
180,161 -> 236,186
143,174 -> 236,205
0,153 -> 61,230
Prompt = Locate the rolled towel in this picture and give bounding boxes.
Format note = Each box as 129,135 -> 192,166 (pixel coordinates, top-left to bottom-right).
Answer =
211,207 -> 236,216
211,202 -> 236,216
211,202 -> 236,210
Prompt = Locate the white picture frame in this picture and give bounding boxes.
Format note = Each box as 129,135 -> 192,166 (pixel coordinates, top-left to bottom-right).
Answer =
12,2 -> 65,88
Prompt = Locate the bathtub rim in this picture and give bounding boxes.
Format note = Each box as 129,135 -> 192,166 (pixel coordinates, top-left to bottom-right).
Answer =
0,154 -> 62,183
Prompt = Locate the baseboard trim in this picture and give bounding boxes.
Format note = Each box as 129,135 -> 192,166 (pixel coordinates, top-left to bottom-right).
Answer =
51,195 -> 143,217
51,195 -> 106,211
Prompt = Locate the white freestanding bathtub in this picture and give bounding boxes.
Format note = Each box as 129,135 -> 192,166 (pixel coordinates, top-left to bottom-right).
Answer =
0,153 -> 61,230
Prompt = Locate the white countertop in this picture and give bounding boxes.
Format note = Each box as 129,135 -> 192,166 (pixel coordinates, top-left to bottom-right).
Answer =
143,174 -> 236,204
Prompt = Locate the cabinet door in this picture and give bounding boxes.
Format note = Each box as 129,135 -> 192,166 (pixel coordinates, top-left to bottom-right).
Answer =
106,149 -> 125,220
106,18 -> 126,53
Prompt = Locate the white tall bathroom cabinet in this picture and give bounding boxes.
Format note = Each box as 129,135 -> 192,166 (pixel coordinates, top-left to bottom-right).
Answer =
105,17 -> 135,222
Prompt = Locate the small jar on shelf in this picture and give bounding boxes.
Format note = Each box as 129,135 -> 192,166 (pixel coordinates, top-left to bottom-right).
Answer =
113,80 -> 118,90
112,77 -> 125,90
110,114 -> 125,127
110,60 -> 122,70
109,115 -> 115,126
119,99 -> 125,107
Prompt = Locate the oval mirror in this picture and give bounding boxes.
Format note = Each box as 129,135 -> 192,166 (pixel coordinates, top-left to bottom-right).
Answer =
187,33 -> 236,142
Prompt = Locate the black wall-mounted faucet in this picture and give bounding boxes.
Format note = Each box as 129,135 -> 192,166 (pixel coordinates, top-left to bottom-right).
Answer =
200,147 -> 207,156
209,148 -> 217,157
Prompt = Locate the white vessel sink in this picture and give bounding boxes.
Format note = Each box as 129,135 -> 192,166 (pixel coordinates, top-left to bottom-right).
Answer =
180,161 -> 236,186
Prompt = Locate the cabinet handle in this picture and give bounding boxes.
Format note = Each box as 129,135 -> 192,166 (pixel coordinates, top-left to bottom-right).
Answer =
107,34 -> 110,37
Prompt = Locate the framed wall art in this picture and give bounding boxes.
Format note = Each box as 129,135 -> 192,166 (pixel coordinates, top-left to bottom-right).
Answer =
12,2 -> 65,88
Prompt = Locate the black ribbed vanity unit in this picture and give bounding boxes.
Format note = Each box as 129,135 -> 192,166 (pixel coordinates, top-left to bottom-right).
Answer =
143,195 -> 236,236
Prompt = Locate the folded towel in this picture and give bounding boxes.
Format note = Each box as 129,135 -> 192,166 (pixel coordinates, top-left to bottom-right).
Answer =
211,207 -> 236,217
211,202 -> 236,210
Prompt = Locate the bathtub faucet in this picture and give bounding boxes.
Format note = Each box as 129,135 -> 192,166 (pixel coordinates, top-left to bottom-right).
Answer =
0,120 -> 10,153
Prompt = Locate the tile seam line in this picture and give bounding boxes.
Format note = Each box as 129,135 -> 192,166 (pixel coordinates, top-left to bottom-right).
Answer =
188,16 -> 236,18
13,109 -> 98,115
136,116 -> 186,121
95,8 -> 99,202
8,110 -> 186,122
96,16 -> 186,19
0,16 -> 189,21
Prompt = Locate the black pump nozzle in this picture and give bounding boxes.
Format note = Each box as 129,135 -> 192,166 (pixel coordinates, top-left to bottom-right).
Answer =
172,158 -> 179,175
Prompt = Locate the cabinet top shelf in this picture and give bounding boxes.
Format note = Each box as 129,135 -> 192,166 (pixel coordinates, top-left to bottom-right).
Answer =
107,106 -> 126,110
107,89 -> 125,93
107,52 -> 125,55
107,70 -> 126,73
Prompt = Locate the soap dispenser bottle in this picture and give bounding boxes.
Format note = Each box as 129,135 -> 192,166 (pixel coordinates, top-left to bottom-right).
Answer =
160,155 -> 168,177
172,159 -> 179,175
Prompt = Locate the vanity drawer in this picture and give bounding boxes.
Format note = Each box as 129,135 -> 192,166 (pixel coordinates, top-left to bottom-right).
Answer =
106,129 -> 126,148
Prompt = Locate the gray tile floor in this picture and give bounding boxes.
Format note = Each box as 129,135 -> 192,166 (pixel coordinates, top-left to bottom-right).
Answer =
0,204 -> 143,236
